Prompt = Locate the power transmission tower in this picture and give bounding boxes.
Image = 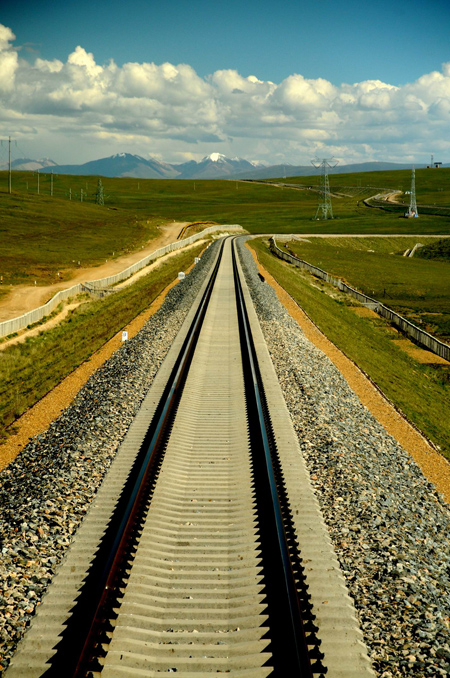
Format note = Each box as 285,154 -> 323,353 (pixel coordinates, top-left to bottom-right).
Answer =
405,167 -> 418,218
95,178 -> 104,205
311,157 -> 338,219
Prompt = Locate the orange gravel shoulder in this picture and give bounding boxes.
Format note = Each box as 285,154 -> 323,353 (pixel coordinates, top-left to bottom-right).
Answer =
246,244 -> 450,505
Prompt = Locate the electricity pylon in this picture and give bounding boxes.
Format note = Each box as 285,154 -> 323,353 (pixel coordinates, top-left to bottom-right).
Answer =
311,157 -> 338,219
95,178 -> 104,205
405,167 -> 418,218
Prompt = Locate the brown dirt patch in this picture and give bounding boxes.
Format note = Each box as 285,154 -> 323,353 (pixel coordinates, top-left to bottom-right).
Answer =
391,338 -> 450,365
351,306 -> 379,319
0,240 -> 205,352
247,243 -> 450,504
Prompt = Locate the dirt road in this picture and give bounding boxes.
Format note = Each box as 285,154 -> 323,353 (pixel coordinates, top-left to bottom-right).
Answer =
0,221 -> 187,323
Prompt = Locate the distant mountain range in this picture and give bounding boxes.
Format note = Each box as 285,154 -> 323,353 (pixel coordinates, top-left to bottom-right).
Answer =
2,152 -> 444,180
4,157 -> 59,172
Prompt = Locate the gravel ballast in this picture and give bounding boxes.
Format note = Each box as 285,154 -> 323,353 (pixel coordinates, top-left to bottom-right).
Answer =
0,242 -> 219,675
237,238 -> 450,678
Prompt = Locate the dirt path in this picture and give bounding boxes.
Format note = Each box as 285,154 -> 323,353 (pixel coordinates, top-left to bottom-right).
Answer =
0,302 -> 84,350
385,191 -> 403,203
0,221 -> 188,323
246,244 -> 450,504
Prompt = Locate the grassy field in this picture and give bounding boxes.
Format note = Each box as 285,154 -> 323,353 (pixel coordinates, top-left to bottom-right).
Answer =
273,167 -> 450,206
2,168 -> 450,258
417,237 -> 450,261
250,238 -> 450,460
0,243 -> 204,438
285,236 -> 450,342
0,182 -> 165,290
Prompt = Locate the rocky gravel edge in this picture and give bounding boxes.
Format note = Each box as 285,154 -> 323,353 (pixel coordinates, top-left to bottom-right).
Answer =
0,241 -> 219,675
237,239 -> 450,678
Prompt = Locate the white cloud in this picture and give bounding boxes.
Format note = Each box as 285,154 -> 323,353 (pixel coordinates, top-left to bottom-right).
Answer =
67,46 -> 103,78
1,23 -> 450,165
0,24 -> 15,51
35,58 -> 64,73
0,24 -> 18,91
273,74 -> 337,112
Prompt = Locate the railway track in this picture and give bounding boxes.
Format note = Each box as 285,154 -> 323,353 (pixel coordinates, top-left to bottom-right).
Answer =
6,237 -> 374,677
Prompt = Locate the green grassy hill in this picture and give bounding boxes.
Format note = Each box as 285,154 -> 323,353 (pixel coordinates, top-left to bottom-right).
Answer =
108,167 -> 450,234
1,168 -> 449,457
0,174 -> 165,291
251,238 -> 450,460
286,236 -> 450,342
1,167 -> 450,293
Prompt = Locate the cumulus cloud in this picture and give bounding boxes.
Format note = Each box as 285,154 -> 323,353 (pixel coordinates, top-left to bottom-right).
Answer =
35,58 -> 64,73
0,24 -> 18,91
0,24 -> 15,51
1,23 -> 450,164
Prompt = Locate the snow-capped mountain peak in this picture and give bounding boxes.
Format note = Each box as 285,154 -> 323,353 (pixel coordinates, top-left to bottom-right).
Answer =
204,152 -> 228,163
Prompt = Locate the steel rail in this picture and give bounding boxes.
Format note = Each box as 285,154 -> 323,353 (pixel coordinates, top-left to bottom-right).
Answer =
231,239 -> 317,677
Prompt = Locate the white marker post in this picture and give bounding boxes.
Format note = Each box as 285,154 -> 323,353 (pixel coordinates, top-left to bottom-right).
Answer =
122,331 -> 128,342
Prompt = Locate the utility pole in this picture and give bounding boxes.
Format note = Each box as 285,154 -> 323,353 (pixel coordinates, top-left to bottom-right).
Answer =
50,171 -> 53,197
311,157 -> 338,219
8,136 -> 11,194
37,169 -> 40,195
1,136 -> 16,194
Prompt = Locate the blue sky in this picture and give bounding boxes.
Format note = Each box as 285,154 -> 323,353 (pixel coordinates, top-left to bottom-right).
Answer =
4,0 -> 449,85
1,0 -> 450,165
